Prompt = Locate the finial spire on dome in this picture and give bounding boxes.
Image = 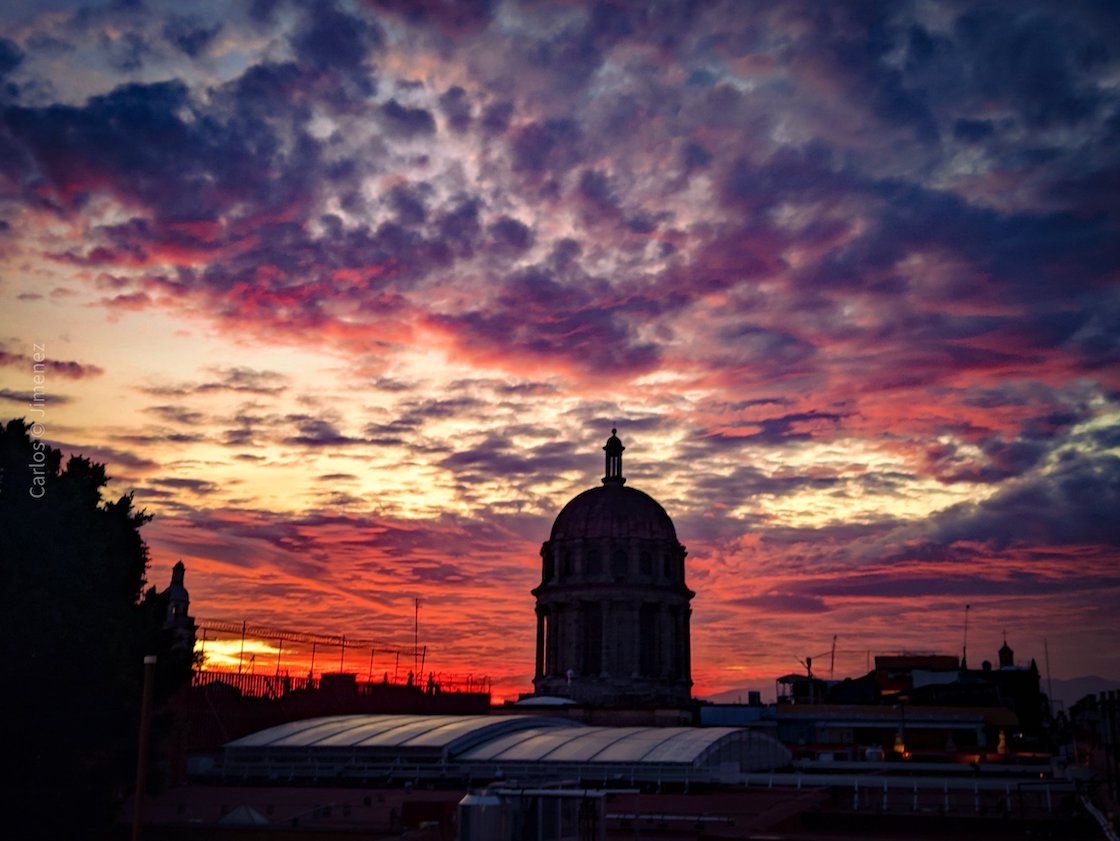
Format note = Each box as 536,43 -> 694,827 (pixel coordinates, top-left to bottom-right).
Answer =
603,427 -> 625,485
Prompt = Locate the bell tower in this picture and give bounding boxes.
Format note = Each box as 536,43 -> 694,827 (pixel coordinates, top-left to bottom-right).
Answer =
164,560 -> 195,653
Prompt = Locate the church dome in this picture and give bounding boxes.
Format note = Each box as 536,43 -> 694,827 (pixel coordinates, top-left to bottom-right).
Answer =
532,429 -> 693,709
550,483 -> 678,541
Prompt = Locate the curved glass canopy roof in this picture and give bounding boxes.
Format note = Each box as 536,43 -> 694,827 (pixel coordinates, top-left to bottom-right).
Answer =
220,714 -> 791,783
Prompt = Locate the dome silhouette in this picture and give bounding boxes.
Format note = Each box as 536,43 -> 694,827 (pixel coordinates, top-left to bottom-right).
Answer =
549,483 -> 678,541
531,429 -> 693,708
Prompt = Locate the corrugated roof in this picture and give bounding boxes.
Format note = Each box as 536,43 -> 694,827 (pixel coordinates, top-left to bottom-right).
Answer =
226,714 -> 574,755
220,714 -> 792,781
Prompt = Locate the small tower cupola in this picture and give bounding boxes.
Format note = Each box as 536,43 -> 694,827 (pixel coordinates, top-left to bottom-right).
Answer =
166,560 -> 189,621
998,633 -> 1014,669
602,428 -> 625,485
164,560 -> 196,652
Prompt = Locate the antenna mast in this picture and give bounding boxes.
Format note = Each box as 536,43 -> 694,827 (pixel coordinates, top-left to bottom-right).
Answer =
1044,638 -> 1055,707
962,604 -> 971,669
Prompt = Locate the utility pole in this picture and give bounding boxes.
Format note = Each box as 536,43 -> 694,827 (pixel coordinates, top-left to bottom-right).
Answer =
131,655 -> 157,841
237,620 -> 247,674
962,604 -> 971,669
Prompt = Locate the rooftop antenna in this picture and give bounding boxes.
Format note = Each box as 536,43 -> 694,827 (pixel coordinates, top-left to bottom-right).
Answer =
962,604 -> 971,669
830,634 -> 838,680
1044,638 -> 1055,709
414,597 -> 420,678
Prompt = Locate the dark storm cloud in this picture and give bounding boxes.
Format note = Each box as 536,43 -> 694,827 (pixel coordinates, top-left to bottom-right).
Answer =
439,436 -> 581,483
387,182 -> 429,226
510,118 -> 581,175
480,100 -> 513,134
114,430 -> 205,446
797,566 -> 1120,601
4,0 -> 1110,398
141,367 -> 288,397
488,216 -> 533,252
4,2 -> 1117,467
0,348 -> 103,379
433,194 -> 482,256
0,389 -> 73,406
283,415 -> 367,448
101,30 -> 151,73
145,405 -> 207,426
681,463 -> 842,511
162,15 -> 222,58
952,118 -> 994,143
684,411 -> 847,455
291,0 -> 383,72
712,325 -> 818,372
728,593 -> 831,615
931,451 -> 1120,548
2,76 -> 321,225
57,441 -> 159,472
950,6 -> 1108,128
438,85 -> 471,132
924,436 -> 1048,485
797,5 -> 940,141
577,168 -> 619,219
404,558 -> 469,585
430,266 -> 660,376
221,409 -> 281,448
368,0 -> 495,38
381,99 -> 436,137
149,476 -> 221,495
0,37 -> 23,79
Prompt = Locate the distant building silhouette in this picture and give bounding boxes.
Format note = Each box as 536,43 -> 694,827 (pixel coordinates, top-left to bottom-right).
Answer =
164,560 -> 195,652
532,429 -> 693,707
998,634 -> 1015,669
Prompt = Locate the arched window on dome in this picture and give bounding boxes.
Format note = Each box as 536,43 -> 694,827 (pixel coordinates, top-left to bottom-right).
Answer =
561,551 -> 573,577
542,550 -> 554,582
663,553 -> 673,580
639,551 -> 652,576
640,604 -> 659,676
611,549 -> 627,578
585,549 -> 601,575
581,602 -> 602,675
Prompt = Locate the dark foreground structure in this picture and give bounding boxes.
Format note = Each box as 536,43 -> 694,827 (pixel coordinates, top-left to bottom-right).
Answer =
117,433 -> 1114,840
532,430 -> 694,709
122,710 -> 1101,840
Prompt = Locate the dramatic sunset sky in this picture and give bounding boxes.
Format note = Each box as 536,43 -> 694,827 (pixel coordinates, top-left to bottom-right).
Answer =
2,0 -> 1118,702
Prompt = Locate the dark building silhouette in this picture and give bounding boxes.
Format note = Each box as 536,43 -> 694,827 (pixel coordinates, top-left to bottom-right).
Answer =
532,430 -> 693,707
164,560 -> 195,652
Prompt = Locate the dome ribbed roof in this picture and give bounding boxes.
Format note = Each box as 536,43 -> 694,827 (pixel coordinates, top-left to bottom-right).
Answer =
549,482 -> 678,541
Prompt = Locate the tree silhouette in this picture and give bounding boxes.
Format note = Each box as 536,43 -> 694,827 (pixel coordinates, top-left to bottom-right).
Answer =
0,419 -> 191,840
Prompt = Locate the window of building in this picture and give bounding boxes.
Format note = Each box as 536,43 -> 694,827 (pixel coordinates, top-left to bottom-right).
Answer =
586,549 -> 601,575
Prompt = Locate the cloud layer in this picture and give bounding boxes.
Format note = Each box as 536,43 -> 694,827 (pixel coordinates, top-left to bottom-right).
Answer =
1,0 -> 1118,699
